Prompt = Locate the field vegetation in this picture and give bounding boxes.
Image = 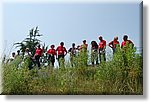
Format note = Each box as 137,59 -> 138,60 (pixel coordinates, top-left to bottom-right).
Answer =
2,46 -> 143,95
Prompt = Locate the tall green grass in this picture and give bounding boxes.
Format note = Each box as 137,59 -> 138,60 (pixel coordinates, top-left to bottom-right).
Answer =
2,47 -> 143,95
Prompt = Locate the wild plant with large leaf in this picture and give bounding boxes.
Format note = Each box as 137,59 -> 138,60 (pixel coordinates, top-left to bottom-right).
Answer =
14,26 -> 43,56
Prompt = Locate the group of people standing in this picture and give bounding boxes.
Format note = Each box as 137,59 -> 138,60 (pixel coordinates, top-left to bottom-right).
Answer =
9,35 -> 134,69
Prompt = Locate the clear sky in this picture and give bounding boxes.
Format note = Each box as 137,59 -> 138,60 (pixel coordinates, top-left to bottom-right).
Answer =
3,2 -> 142,56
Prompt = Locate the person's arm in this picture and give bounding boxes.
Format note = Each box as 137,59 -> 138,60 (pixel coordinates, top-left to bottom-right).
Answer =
80,45 -> 82,50
86,44 -> 88,50
56,47 -> 58,51
129,40 -> 134,48
64,47 -> 67,56
98,42 -> 100,51
54,50 -> 57,59
86,44 -> 88,48
68,48 -> 71,53
55,51 -> 57,56
121,42 -> 123,48
56,47 -> 58,59
103,41 -> 106,51
117,41 -> 120,47
108,41 -> 113,48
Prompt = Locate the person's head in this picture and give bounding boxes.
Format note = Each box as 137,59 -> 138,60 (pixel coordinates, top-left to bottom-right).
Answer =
91,41 -> 97,47
60,42 -> 64,46
99,36 -> 103,41
17,50 -> 20,55
83,40 -> 86,44
72,43 -> 75,48
12,52 -> 15,57
77,45 -> 80,50
51,45 -> 55,49
114,36 -> 118,41
123,35 -> 128,41
25,48 -> 29,52
91,41 -> 95,45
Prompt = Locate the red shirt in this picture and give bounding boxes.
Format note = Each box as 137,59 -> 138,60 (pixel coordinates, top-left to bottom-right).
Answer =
35,48 -> 43,57
99,40 -> 106,49
56,46 -> 67,55
47,49 -> 57,55
121,40 -> 133,48
109,40 -> 120,48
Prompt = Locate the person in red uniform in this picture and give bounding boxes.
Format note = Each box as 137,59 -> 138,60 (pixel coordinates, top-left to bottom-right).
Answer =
121,35 -> 134,48
47,45 -> 57,67
56,42 -> 67,67
98,36 -> 106,62
108,36 -> 120,54
34,44 -> 43,68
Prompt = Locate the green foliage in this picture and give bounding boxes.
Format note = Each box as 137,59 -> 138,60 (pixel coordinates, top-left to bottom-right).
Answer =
14,26 -> 42,56
2,47 -> 143,95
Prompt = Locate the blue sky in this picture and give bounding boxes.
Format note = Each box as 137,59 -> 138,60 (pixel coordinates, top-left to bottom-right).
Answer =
3,2 -> 142,56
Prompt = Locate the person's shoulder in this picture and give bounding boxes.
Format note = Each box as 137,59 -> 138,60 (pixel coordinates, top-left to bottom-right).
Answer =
121,41 -> 125,45
51,49 -> 55,52
56,46 -> 60,49
102,40 -> 106,42
128,40 -> 133,43
103,40 -> 106,44
63,46 -> 67,50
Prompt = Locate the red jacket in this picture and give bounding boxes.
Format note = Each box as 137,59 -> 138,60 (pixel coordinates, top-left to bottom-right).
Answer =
99,40 -> 106,49
47,49 -> 57,55
121,40 -> 133,48
109,40 -> 120,49
34,48 -> 43,57
56,46 -> 67,55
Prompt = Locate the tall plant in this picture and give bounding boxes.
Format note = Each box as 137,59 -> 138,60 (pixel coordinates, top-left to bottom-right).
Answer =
14,26 -> 43,56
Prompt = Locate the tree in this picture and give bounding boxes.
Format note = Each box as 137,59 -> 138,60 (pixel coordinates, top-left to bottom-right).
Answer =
14,26 -> 43,56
